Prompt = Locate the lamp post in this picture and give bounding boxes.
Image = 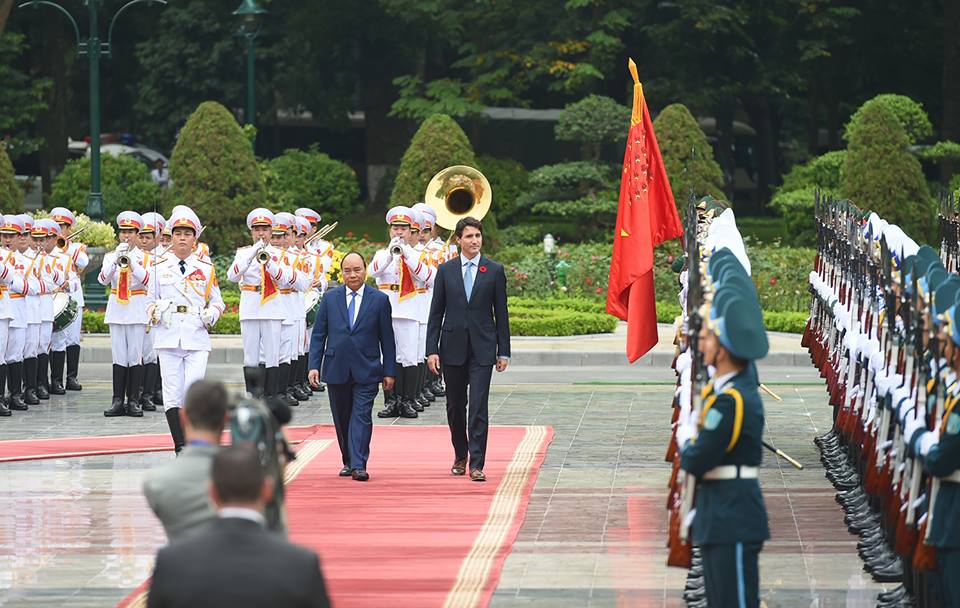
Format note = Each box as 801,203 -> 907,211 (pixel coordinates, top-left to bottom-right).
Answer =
17,0 -> 167,221
233,0 -> 267,128
543,233 -> 556,287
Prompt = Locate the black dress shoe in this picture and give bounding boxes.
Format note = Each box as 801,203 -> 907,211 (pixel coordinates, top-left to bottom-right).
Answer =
316,381 -> 325,392
877,585 -> 907,602
35,384 -> 49,400
0,399 -> 10,416
423,388 -> 436,402
339,466 -> 353,477
410,398 -> 424,413
152,389 -> 163,406
377,401 -> 401,418
399,400 -> 418,418
352,469 -> 369,481
49,380 -> 65,395
417,394 -> 430,408
103,398 -> 125,417
8,394 -> 26,411
292,385 -> 310,401
870,560 -> 903,582
22,389 -> 39,406
65,377 -> 82,391
430,382 -> 445,397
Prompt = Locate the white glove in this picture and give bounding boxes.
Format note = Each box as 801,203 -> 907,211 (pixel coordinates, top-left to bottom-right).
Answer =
903,408 -> 926,445
675,421 -> 696,448
917,431 -> 939,457
200,307 -> 218,327
116,242 -> 129,254
675,351 -> 692,373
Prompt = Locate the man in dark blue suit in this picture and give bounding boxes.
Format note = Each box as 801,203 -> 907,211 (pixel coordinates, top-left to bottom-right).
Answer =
308,252 -> 396,482
427,217 -> 510,482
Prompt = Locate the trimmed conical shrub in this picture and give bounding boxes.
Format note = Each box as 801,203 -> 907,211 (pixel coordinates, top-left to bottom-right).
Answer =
841,102 -> 934,241
390,114 -> 477,206
169,101 -> 265,253
653,103 -> 724,213
0,147 -> 21,214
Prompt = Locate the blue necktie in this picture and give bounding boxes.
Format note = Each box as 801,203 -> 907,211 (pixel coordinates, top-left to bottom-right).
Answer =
463,261 -> 474,302
348,291 -> 357,329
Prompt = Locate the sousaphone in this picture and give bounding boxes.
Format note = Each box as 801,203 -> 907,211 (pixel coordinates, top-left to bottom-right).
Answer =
424,165 -> 492,230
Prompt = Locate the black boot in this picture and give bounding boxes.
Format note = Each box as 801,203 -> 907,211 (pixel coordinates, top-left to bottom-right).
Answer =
7,361 -> 26,410
278,362 -> 299,407
164,407 -> 185,454
264,366 -> 280,401
49,350 -> 66,395
0,365 -> 9,416
139,363 -> 158,411
152,365 -> 163,406
243,366 -> 259,396
400,366 -> 419,418
35,353 -> 50,400
65,344 -> 82,390
415,362 -> 429,408
126,364 -> 144,417
104,364 -> 127,416
378,363 -> 403,418
299,355 -> 313,396
22,357 -> 39,405
291,357 -> 309,400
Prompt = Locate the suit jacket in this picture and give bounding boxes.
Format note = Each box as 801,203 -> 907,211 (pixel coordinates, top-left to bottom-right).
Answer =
147,517 -> 330,608
426,255 -> 510,367
142,444 -> 218,542
308,284 -> 397,384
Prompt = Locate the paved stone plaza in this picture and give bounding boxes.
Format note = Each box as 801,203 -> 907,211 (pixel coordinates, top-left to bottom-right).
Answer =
0,366 -> 887,607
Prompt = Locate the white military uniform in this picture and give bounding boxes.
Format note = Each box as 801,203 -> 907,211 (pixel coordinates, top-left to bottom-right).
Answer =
49,208 -> 88,353
99,223 -> 149,366
147,242 -> 224,412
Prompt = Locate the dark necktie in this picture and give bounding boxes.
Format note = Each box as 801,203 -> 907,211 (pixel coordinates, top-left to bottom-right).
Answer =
179,260 -> 186,275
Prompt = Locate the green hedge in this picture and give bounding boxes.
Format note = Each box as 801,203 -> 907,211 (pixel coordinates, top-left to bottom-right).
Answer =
82,311 -> 242,334
511,309 -> 617,336
653,301 -> 806,334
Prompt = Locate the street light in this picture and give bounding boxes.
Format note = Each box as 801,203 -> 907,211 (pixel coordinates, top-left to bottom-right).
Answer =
543,233 -> 556,287
233,0 -> 267,128
16,0 -> 167,221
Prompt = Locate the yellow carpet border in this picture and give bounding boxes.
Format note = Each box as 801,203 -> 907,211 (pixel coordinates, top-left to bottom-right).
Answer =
444,425 -> 549,608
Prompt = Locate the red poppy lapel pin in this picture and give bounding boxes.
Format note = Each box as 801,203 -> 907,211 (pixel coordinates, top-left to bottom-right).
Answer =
479,265 -> 487,273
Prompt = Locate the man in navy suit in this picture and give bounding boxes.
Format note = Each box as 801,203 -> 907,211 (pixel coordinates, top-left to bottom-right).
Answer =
308,252 -> 396,481
427,216 -> 510,482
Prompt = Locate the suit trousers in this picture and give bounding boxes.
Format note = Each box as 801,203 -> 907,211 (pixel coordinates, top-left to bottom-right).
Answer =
159,347 -> 209,412
109,323 -> 145,367
6,326 -> 24,364
242,319 -> 281,368
702,542 -> 762,608
443,356 -> 493,470
326,381 -> 379,470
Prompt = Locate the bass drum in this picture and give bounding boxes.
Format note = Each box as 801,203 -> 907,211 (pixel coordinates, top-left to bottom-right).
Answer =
53,292 -> 79,332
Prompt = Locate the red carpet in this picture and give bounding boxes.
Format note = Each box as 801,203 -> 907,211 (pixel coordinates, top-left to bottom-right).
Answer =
0,425 -> 323,462
117,424 -> 552,608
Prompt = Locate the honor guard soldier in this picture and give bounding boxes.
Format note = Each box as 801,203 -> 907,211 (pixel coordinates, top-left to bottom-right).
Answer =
675,276 -> 770,608
137,212 -> 166,412
369,206 -> 435,419
293,216 -> 325,399
1,216 -> 30,411
19,214 -> 47,406
413,203 -> 445,400
271,212 -> 309,407
49,207 -> 88,392
407,208 -> 434,411
227,208 -> 295,400
99,211 -> 150,418
0,215 -> 22,416
32,219 -> 66,400
146,207 -> 225,453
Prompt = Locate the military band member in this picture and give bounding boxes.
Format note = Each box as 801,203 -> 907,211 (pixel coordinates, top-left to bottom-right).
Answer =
146,207 -> 225,453
32,219 -> 66,401
675,284 -> 770,608
99,211 -> 150,418
159,224 -> 172,248
49,207 -> 88,392
293,216 -> 326,399
227,208 -> 295,400
137,212 -> 165,412
271,212 -> 309,407
369,206 -> 434,419
19,215 -> 45,406
0,215 -> 21,416
412,203 -> 443,402
296,207 -> 332,395
1,216 -> 29,411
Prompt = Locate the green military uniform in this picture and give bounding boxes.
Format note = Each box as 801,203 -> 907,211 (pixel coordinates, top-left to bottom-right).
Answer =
910,290 -> 960,606
679,269 -> 770,607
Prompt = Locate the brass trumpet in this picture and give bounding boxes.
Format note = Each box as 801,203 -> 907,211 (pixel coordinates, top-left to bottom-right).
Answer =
56,225 -> 90,249
254,240 -> 271,265
389,239 -> 404,256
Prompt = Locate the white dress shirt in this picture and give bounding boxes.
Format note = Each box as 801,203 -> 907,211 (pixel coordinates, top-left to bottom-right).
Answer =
217,507 -> 266,527
460,252 -> 481,279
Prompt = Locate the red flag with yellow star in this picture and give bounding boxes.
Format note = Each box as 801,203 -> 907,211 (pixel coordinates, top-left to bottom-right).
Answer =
606,58 -> 683,362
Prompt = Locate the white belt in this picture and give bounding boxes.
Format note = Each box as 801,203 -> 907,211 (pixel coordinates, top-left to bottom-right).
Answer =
943,470 -> 960,483
703,465 -> 759,481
